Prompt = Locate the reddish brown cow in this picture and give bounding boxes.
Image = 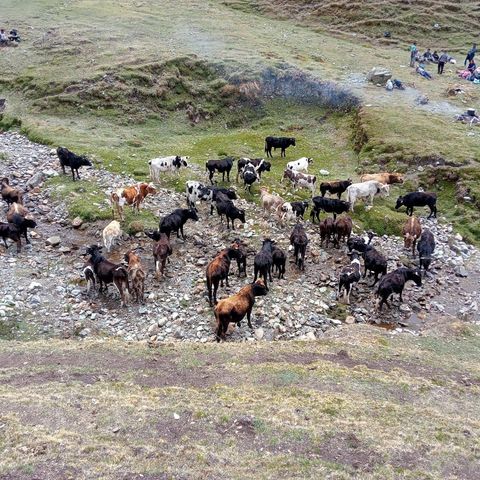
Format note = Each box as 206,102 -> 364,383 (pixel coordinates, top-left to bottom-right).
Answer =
402,216 -> 422,256
111,183 -> 157,220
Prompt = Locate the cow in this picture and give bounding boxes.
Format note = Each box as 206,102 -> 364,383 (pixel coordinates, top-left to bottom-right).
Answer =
214,279 -> 268,341
360,173 -> 404,185
376,267 -> 422,311
205,157 -> 235,184
310,197 -> 350,222
254,239 -> 275,290
236,158 -> 271,182
337,252 -> 362,305
320,179 -> 352,199
149,156 -> 189,182
124,250 -> 146,303
102,220 -> 123,252
417,229 -> 435,273
159,208 -> 199,239
290,224 -> 308,271
286,157 -> 313,173
6,203 -> 36,247
264,136 -> 296,158
402,216 -> 422,256
145,230 -> 173,279
334,216 -> 353,246
259,187 -> 284,216
395,192 -> 437,218
346,180 -> 390,211
242,164 -> 259,193
110,183 -> 156,220
280,201 -> 309,222
57,147 -> 92,181
206,246 -> 240,306
1,177 -> 23,206
282,169 -> 316,195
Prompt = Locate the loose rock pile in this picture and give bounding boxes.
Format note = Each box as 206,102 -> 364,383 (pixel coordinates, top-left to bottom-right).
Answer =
1,132 -> 479,342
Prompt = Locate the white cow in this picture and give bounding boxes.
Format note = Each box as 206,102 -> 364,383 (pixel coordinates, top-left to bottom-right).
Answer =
346,180 -> 390,211
102,220 -> 123,252
149,155 -> 189,182
282,169 -> 317,195
185,180 -> 211,208
286,157 -> 313,173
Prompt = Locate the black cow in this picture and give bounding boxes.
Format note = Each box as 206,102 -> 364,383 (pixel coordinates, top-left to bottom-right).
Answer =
242,164 -> 258,194
310,196 -> 350,222
205,157 -> 235,184
216,199 -> 246,230
376,267 -> 422,311
159,208 -> 199,239
264,136 -> 296,158
395,192 -> 437,218
417,229 -> 435,272
57,147 -> 93,181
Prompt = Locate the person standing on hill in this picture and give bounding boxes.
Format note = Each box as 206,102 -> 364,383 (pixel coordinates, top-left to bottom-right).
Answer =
438,51 -> 448,74
464,43 -> 477,66
409,42 -> 418,67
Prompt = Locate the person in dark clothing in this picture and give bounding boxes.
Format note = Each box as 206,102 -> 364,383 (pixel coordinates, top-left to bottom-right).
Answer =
432,51 -> 439,63
464,43 -> 477,66
467,59 -> 477,74
438,51 -> 448,74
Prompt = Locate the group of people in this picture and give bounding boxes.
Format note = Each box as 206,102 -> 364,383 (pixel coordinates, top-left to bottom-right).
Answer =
0,28 -> 20,45
458,44 -> 479,83
409,42 -> 477,81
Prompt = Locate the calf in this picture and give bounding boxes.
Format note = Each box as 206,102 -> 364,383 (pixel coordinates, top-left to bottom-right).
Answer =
360,172 -> 404,185
346,180 -> 390,211
185,180 -> 223,209
376,267 -> 422,311
395,192 -> 437,218
237,158 -> 271,182
159,208 -> 199,239
417,229 -> 435,272
286,157 -> 313,173
290,223 -> 308,271
310,196 -> 350,222
319,217 -> 335,247
349,234 -> 387,286
205,157 -> 235,184
264,136 -> 296,158
272,245 -> 286,279
282,169 -> 316,195
102,220 -> 123,253
204,187 -> 237,215
214,279 -> 268,341
334,216 -> 353,245
111,183 -> 156,220
254,239 -> 275,290
242,164 -> 258,193
124,250 -> 146,303
280,201 -> 309,222
149,155 -> 189,182
259,187 -> 284,216
85,245 -> 130,307
216,199 -> 246,230
6,203 -> 36,247
337,252 -> 362,304
206,246 -> 240,306
145,230 -> 173,278
0,222 -> 21,253
402,216 -> 422,256
57,147 -> 92,181
320,179 -> 352,199
1,177 -> 23,206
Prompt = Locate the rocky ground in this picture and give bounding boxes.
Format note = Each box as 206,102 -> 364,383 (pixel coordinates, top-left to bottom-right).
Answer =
1,131 -> 479,343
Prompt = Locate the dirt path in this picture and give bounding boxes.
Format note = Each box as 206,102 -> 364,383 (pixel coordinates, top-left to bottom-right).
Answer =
1,132 -> 479,343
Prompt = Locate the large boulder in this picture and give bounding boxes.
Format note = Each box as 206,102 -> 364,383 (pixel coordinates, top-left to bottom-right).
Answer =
367,67 -> 392,85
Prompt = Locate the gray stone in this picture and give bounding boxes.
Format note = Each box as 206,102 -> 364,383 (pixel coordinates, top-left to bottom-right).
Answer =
454,266 -> 468,278
46,236 -> 61,246
72,217 -> 83,228
366,67 -> 392,85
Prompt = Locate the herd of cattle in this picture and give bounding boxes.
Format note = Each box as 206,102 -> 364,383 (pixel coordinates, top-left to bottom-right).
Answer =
0,137 -> 440,341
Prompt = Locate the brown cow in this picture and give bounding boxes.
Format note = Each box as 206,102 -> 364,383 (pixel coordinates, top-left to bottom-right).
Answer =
360,173 -> 404,185
1,178 -> 23,206
402,216 -> 422,256
214,279 -> 268,341
334,216 -> 353,246
111,183 -> 157,220
124,250 -> 146,303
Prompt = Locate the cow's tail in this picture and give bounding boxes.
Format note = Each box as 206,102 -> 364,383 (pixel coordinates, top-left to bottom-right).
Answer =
264,140 -> 268,153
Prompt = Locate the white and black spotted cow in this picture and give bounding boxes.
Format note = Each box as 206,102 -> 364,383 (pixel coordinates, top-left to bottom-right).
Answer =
149,155 -> 189,182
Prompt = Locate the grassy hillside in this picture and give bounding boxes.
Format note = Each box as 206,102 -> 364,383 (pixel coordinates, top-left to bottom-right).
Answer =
224,0 -> 480,50
1,323 -> 479,479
